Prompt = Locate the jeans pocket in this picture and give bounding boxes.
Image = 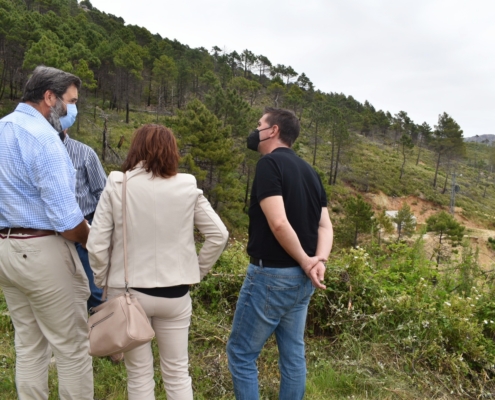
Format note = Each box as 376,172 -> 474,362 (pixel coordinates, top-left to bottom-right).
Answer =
265,284 -> 300,319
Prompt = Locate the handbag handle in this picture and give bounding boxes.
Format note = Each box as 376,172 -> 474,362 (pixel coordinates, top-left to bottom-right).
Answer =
101,171 -> 129,301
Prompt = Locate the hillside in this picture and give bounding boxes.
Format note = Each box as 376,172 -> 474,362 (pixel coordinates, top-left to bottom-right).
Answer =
365,191 -> 495,268
1,0 -> 495,235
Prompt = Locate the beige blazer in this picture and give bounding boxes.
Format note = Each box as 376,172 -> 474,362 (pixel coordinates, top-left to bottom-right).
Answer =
87,165 -> 229,288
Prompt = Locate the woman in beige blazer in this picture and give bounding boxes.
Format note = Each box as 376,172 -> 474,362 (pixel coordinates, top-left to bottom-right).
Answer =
87,124 -> 229,400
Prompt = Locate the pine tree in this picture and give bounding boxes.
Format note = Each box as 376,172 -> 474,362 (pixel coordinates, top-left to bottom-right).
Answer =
426,211 -> 465,265
342,195 -> 375,247
431,113 -> 465,188
173,99 -> 244,226
398,134 -> 414,180
393,203 -> 416,241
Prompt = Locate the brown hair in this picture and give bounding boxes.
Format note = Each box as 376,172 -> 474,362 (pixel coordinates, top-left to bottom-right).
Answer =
264,107 -> 300,147
122,124 -> 179,178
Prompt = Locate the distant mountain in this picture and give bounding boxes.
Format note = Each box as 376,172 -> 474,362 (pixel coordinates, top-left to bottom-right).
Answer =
464,134 -> 495,144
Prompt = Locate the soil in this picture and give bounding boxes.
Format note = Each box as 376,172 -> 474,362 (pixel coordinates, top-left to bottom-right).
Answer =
363,191 -> 495,269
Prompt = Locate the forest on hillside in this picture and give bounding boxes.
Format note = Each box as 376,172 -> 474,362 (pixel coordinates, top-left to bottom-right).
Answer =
2,0 -> 495,235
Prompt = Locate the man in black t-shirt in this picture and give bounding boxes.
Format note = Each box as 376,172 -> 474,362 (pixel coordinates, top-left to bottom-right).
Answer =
227,108 -> 333,399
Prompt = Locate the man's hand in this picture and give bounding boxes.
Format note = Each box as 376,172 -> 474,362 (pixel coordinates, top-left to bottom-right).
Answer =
307,261 -> 326,289
61,219 -> 90,246
301,257 -> 326,290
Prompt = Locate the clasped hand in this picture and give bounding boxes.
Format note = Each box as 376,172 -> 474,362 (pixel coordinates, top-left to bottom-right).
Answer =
301,256 -> 326,290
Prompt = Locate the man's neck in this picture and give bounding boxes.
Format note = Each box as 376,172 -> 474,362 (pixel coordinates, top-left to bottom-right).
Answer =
261,142 -> 290,155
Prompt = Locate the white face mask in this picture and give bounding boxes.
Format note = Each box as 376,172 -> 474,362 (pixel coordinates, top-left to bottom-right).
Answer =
59,104 -> 78,130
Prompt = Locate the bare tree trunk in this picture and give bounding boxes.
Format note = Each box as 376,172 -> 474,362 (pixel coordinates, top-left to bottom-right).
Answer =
399,148 -> 406,180
0,61 -> 7,100
312,121 -> 318,166
441,161 -> 451,194
333,141 -> 342,185
102,119 -> 108,162
433,152 -> 441,188
147,73 -> 152,107
328,128 -> 335,185
416,138 -> 423,165
126,72 -> 132,124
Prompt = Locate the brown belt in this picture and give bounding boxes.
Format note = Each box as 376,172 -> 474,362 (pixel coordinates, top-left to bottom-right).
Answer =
0,228 -> 56,238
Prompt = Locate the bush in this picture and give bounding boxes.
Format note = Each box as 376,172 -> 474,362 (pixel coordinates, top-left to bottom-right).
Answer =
315,241 -> 495,394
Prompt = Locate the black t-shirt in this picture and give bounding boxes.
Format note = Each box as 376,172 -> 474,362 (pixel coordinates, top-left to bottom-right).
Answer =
247,147 -> 327,265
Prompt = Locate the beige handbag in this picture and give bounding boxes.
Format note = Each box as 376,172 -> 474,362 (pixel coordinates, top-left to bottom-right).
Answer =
87,172 -> 155,357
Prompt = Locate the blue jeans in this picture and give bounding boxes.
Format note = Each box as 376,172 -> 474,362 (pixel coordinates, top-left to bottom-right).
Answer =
227,264 -> 315,400
75,217 -> 103,310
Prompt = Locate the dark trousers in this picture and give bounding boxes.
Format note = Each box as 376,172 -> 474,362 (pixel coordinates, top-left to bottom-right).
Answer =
75,216 -> 103,310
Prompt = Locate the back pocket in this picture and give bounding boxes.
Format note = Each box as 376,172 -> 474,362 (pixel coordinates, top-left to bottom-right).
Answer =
265,284 -> 300,319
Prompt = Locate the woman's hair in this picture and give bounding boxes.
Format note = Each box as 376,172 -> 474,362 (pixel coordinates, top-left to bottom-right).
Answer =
122,124 -> 180,178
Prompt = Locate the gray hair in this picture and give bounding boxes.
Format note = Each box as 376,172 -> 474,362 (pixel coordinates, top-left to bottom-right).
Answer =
21,66 -> 82,103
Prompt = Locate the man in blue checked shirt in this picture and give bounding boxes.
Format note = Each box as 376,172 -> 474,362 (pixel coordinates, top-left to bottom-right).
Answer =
59,125 -> 107,311
0,66 -> 94,399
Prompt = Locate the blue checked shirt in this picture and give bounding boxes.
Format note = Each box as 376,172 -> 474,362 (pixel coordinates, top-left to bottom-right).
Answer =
63,135 -> 107,217
0,103 -> 84,231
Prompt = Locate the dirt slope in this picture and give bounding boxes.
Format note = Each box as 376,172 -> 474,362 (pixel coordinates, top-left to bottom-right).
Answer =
364,191 -> 495,268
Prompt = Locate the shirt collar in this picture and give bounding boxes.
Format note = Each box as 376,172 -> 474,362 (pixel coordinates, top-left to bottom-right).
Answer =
271,147 -> 294,155
15,102 -> 59,136
16,102 -> 46,119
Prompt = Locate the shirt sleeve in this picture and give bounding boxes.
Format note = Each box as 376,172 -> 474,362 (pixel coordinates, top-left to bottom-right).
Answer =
254,156 -> 283,202
32,141 -> 84,232
85,149 -> 107,202
194,191 -> 229,279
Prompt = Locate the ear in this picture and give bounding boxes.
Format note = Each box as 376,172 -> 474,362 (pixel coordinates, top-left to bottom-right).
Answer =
271,124 -> 280,138
42,90 -> 56,107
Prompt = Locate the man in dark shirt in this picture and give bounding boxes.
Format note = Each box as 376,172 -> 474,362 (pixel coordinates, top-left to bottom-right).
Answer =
60,127 -> 107,310
227,108 -> 333,399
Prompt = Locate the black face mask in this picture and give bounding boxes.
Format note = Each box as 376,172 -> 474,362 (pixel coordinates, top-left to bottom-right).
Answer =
246,126 -> 272,151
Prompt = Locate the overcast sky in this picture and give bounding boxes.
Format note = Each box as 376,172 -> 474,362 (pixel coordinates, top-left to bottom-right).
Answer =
90,0 -> 495,137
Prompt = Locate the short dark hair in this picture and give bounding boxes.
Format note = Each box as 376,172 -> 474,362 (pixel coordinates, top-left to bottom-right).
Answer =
21,66 -> 82,103
264,107 -> 300,147
122,124 -> 180,178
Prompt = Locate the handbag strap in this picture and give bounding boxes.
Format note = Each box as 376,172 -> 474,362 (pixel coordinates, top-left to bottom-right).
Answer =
122,171 -> 129,289
101,172 -> 129,302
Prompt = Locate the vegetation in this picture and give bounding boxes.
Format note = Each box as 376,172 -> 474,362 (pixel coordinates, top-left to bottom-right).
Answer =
2,238 -> 495,399
393,203 -> 416,241
2,1 -> 495,398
